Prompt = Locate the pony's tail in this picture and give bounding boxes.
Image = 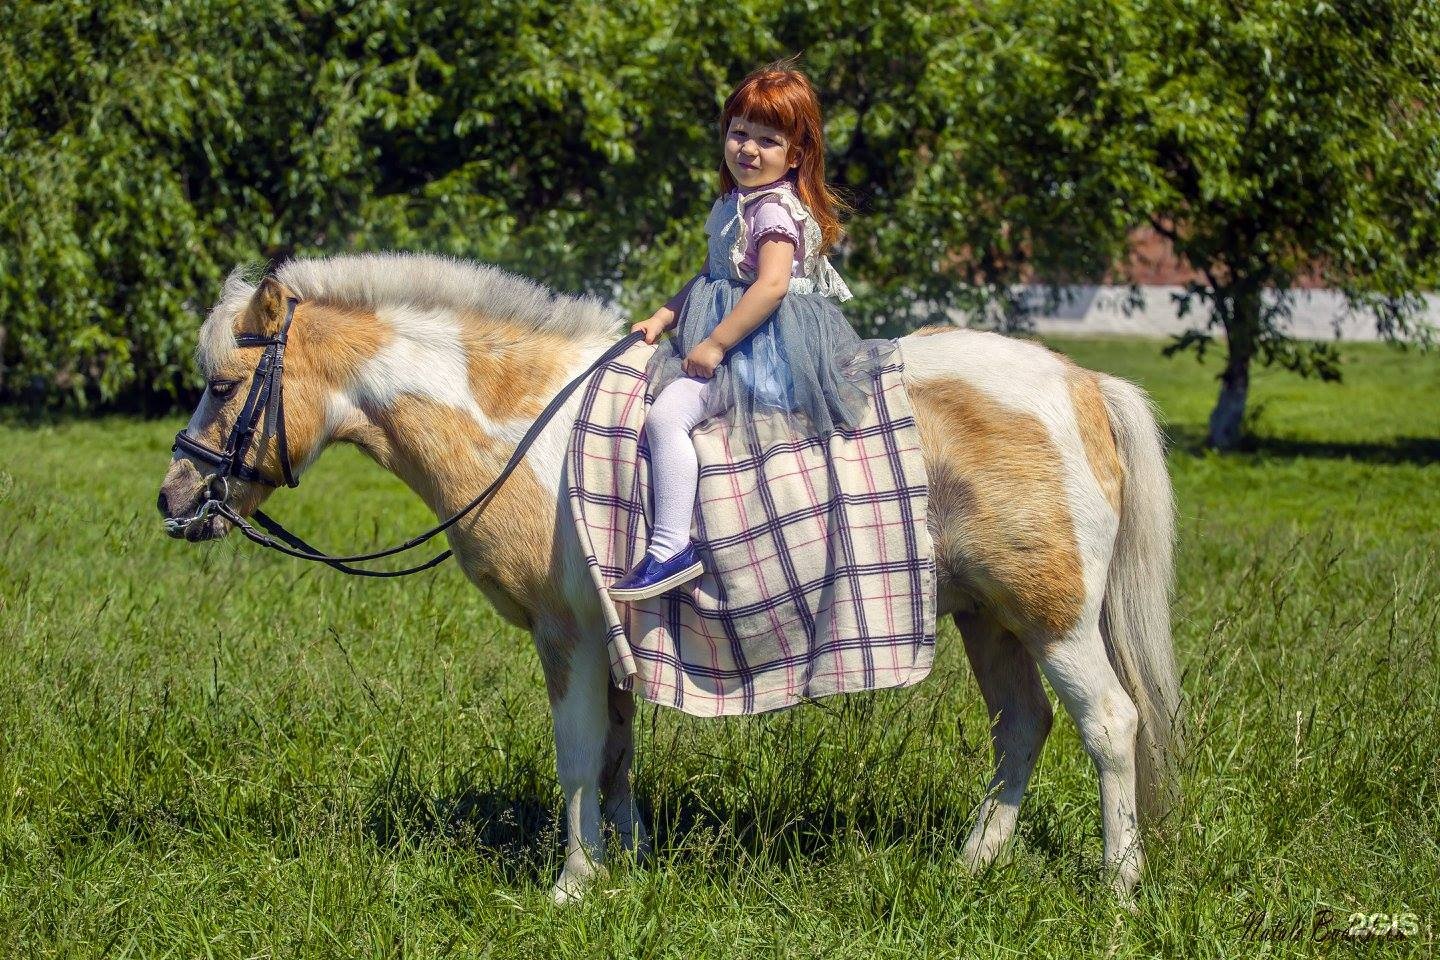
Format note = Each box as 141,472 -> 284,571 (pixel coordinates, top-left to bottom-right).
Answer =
1098,374 -> 1182,826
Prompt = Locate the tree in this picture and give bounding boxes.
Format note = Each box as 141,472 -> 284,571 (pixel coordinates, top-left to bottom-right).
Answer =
1,0 -> 775,407
921,0 -> 1440,449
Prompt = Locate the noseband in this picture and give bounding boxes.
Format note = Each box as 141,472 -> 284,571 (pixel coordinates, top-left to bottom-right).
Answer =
166,301 -> 644,577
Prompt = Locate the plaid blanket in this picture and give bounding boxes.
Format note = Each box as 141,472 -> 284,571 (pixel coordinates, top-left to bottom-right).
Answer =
565,341 -> 936,716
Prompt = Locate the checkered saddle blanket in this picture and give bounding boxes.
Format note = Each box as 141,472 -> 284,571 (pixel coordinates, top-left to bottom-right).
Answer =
565,341 -> 936,716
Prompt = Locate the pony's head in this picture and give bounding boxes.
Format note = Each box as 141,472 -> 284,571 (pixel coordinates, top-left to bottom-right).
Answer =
158,271 -> 333,540
159,251 -> 623,544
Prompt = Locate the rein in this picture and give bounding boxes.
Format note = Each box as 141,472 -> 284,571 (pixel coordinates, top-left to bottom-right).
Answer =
169,298 -> 644,578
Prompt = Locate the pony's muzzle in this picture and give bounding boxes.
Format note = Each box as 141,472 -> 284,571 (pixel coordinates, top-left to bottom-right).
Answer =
158,458 -> 231,541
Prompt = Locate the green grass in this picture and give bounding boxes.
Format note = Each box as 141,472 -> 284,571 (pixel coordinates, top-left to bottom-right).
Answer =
1,338 -> 1437,958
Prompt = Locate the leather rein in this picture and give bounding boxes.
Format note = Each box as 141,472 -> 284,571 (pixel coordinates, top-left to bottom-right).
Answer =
168,295 -> 644,578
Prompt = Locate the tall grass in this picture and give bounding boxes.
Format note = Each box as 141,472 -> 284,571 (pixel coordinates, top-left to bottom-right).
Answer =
0,339 -> 1435,957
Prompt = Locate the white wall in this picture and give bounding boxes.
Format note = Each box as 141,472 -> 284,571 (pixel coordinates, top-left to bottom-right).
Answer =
953,285 -> 1440,342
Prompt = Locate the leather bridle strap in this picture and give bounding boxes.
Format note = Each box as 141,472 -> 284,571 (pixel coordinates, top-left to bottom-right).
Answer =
199,328 -> 646,578
172,297 -> 300,490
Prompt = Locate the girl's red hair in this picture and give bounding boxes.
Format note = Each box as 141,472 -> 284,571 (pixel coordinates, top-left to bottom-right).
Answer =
718,59 -> 850,254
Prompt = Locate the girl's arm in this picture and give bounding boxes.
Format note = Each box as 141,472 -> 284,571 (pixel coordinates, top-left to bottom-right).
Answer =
708,238 -> 793,349
682,238 -> 794,377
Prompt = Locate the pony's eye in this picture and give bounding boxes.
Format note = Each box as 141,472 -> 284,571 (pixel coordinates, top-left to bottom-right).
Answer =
209,379 -> 240,398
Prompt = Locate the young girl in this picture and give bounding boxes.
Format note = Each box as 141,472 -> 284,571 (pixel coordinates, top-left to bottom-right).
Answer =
608,62 -> 897,602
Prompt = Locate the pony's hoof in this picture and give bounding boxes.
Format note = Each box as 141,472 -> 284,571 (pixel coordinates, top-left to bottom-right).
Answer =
549,860 -> 606,906
549,877 -> 584,906
961,834 -> 1013,873
1107,854 -> 1143,904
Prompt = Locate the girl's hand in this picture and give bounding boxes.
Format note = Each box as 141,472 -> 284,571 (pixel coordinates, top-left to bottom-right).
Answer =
631,309 -> 673,345
682,338 -> 726,379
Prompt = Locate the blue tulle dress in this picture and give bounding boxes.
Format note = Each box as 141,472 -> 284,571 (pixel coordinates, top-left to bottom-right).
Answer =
643,179 -> 898,450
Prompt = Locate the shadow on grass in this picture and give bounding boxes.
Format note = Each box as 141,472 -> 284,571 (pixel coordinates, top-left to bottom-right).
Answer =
364,778 -> 560,884
354,674 -> 1074,882
62,768 -> 1076,891
1165,425 -> 1440,465
640,788 -> 992,871
361,775 -> 996,881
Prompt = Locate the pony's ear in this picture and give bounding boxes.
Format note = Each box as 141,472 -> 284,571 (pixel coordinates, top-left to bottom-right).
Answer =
241,275 -> 294,337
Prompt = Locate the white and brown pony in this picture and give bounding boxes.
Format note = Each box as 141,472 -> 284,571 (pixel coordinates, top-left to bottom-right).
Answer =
158,253 -> 1181,902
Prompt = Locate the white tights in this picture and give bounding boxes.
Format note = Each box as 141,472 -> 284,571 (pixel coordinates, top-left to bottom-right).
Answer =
643,376 -> 714,561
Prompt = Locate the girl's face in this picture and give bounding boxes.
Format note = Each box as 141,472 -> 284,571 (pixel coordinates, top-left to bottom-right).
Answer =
724,115 -> 799,189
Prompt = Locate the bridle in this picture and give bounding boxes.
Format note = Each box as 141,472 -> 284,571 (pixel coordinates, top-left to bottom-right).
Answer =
171,296 -> 301,500
167,295 -> 644,577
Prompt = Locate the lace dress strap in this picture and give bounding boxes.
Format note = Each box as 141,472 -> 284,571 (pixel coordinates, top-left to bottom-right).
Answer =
730,188 -> 854,302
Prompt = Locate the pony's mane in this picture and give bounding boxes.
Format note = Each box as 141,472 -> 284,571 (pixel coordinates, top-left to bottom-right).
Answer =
199,252 -> 623,373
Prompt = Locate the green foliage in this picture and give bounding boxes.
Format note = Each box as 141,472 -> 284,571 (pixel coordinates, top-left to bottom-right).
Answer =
3,0 -> 1438,420
6,0 -> 968,407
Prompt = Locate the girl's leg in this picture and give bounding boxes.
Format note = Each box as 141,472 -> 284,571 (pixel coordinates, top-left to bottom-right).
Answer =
644,376 -> 712,561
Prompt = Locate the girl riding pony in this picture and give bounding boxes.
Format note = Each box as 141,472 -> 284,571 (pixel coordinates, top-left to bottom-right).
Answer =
608,61 -> 896,602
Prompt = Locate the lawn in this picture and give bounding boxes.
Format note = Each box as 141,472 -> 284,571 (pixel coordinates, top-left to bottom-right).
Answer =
0,337 -> 1436,958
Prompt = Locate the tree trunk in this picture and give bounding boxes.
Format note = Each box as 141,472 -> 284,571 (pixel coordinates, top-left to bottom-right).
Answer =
1207,350 -> 1250,450
1206,287 -> 1259,451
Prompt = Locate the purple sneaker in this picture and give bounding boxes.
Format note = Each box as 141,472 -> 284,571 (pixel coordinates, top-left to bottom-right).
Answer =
607,541 -> 704,602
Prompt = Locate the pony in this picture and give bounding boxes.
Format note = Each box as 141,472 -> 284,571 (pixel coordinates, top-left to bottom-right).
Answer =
158,252 -> 1181,903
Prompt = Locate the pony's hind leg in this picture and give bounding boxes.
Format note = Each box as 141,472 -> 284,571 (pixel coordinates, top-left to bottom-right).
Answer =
600,684 -> 650,859
1029,618 -> 1143,896
957,611 -> 1053,870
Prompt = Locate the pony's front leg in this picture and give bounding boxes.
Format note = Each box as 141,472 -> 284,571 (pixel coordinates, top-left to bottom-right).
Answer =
601,684 -> 650,859
539,621 -> 611,904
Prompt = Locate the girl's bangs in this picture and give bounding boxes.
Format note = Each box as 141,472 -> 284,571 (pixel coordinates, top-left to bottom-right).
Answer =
727,87 -> 802,138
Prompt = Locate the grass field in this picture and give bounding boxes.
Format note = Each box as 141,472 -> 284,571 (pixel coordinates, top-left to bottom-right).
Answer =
1,337 -> 1436,958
